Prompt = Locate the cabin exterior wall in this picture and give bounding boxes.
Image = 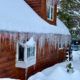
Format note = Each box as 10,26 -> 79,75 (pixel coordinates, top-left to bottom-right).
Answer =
0,33 -> 70,80
24,0 -> 57,25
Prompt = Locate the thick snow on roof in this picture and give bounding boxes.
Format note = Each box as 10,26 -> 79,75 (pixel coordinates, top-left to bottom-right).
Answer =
0,0 -> 70,35
25,37 -> 36,46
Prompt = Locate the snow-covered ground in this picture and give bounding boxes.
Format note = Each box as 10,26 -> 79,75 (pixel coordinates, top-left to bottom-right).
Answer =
0,51 -> 80,80
28,51 -> 80,80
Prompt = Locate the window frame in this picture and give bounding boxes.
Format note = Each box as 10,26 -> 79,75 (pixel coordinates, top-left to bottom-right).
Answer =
16,39 -> 36,68
16,42 -> 25,62
46,0 -> 54,21
58,40 -> 64,50
47,6 -> 54,21
27,46 -> 36,59
25,45 -> 36,67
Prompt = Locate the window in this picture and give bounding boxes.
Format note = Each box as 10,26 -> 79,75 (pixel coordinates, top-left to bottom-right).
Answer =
59,42 -> 61,49
16,37 -> 36,68
18,43 -> 24,61
27,47 -> 35,59
47,6 -> 53,20
58,40 -> 64,49
46,0 -> 54,21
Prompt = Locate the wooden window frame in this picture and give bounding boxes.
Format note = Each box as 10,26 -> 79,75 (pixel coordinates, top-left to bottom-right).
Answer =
41,0 -> 57,25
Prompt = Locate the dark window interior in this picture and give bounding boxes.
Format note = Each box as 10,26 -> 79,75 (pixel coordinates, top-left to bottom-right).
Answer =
59,43 -> 61,48
18,44 -> 24,61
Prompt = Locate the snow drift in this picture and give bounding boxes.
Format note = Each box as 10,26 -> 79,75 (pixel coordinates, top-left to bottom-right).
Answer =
28,51 -> 80,80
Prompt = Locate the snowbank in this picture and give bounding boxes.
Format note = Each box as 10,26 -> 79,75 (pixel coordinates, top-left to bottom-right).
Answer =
0,0 -> 70,35
72,51 -> 80,61
28,51 -> 80,80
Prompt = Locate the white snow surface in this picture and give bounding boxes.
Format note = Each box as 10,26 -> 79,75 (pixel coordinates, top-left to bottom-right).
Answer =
25,37 -> 36,46
28,51 -> 80,80
0,0 -> 70,35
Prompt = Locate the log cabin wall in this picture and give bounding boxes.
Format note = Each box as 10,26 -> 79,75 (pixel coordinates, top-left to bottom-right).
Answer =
24,0 -> 42,16
0,33 -> 70,80
24,0 -> 57,25
0,38 -> 25,80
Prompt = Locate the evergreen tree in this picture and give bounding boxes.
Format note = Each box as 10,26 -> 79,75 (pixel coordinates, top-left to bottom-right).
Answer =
57,0 -> 80,39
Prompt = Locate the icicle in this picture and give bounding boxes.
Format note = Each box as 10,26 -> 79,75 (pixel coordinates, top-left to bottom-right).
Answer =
42,47 -> 45,57
10,33 -> 13,43
9,33 -> 13,50
4,32 -> 7,44
39,35 -> 45,49
0,33 -> 1,44
54,36 -> 57,49
13,33 -> 17,49
2,33 -> 4,43
19,33 -> 23,42
25,68 -> 28,80
13,33 -> 17,41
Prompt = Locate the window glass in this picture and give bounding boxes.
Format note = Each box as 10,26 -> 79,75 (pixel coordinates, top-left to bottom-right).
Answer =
16,38 -> 36,68
18,44 -> 24,61
27,47 -> 35,58
46,0 -> 54,21
51,7 -> 53,19
59,43 -> 61,49
27,47 -> 30,58
33,47 -> 35,56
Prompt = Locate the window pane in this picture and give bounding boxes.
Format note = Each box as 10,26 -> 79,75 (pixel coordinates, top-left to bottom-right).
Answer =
18,44 -> 24,61
51,7 -> 53,20
31,47 -> 35,56
33,47 -> 35,56
46,0 -> 54,21
48,7 -> 50,18
27,47 -> 35,58
27,48 -> 30,58
59,43 -> 61,48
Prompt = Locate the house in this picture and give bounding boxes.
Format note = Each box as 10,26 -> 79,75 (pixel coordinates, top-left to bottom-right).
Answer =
0,0 -> 70,80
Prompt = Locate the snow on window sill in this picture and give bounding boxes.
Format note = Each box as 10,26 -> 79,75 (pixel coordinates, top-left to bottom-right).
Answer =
47,18 -> 53,21
59,48 -> 64,50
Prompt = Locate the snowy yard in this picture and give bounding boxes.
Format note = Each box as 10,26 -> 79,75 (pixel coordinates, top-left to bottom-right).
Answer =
28,51 -> 80,80
0,51 -> 80,80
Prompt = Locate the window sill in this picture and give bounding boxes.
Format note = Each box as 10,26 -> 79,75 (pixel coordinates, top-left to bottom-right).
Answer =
16,61 -> 27,68
59,48 -> 63,50
47,18 -> 53,21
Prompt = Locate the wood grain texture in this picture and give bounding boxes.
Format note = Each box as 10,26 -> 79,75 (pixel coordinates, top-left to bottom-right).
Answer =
24,0 -> 57,25
0,33 -> 69,80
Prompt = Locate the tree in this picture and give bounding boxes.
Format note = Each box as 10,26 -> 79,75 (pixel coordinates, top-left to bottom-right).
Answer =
57,0 -> 80,39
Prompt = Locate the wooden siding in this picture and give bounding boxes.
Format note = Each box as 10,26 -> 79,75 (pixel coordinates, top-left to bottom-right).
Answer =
24,0 -> 57,25
24,0 -> 42,16
0,38 -> 25,80
0,33 -> 68,80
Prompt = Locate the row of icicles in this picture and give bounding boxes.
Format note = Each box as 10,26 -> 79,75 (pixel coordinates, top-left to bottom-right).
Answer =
0,32 -> 70,50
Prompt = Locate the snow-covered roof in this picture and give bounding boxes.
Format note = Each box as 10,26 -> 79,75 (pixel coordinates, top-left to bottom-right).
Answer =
0,0 -> 70,35
25,37 -> 36,46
